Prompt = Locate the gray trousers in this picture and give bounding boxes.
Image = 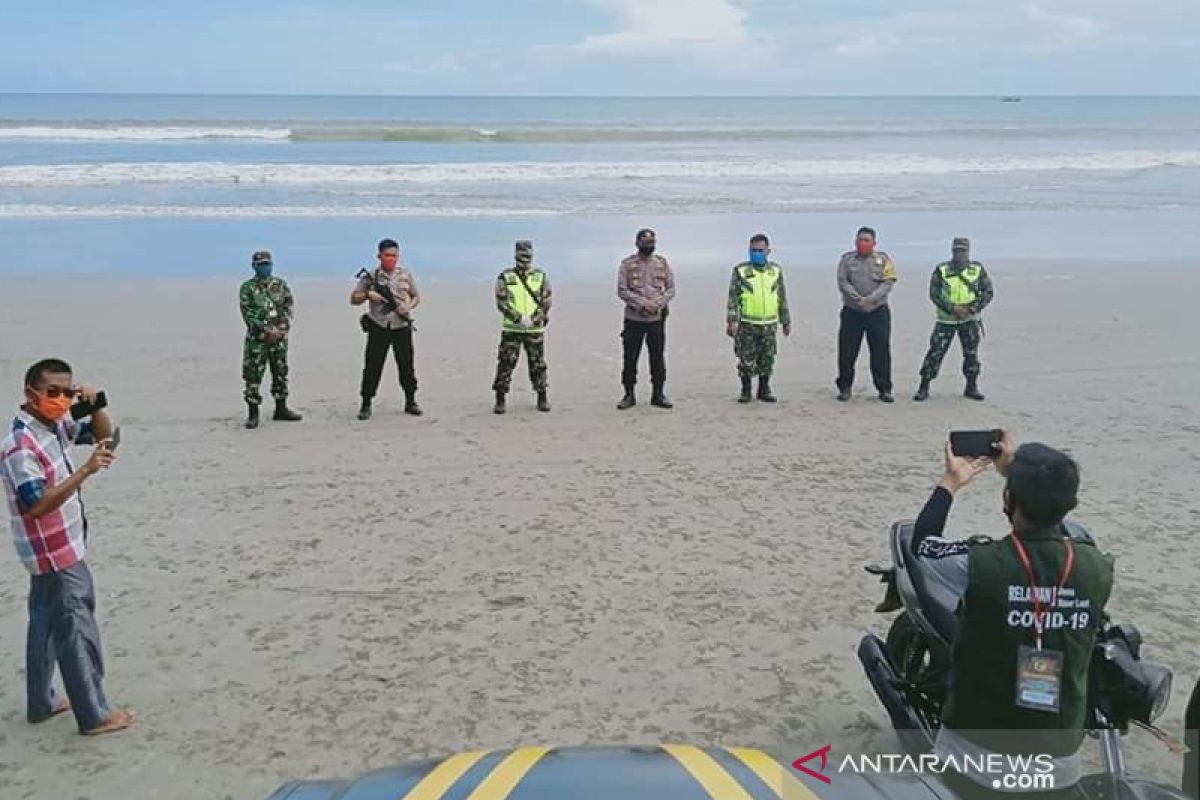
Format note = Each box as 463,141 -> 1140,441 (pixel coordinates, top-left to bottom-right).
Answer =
27,560 -> 109,731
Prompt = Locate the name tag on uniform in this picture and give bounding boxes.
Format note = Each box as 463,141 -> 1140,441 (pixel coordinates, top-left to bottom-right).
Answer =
1015,646 -> 1063,713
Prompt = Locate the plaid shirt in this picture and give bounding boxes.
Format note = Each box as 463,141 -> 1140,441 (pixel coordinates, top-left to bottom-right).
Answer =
2,410 -> 92,575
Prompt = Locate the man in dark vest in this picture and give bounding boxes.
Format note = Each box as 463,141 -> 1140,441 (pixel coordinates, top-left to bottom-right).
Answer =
910,431 -> 1114,797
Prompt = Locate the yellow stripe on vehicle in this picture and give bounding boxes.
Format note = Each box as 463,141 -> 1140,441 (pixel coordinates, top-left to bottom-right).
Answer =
465,746 -> 552,800
662,744 -> 754,800
726,748 -> 822,800
400,750 -> 489,800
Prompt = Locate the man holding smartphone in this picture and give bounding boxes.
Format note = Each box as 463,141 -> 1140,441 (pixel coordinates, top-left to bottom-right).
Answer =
910,431 -> 1113,796
1,359 -> 133,735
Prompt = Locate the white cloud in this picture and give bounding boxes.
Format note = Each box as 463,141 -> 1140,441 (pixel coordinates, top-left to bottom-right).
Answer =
1022,3 -> 1104,50
572,0 -> 753,55
384,55 -> 464,75
834,32 -> 905,58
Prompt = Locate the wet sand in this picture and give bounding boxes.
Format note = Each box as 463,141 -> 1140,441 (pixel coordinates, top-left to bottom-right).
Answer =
1,260 -> 1197,799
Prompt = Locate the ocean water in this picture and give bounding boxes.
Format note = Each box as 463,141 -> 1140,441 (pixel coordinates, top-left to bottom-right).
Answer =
1,94 -> 1198,276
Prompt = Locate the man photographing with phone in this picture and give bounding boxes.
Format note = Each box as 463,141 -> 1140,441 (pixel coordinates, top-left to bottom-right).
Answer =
910,431 -> 1114,797
1,359 -> 133,735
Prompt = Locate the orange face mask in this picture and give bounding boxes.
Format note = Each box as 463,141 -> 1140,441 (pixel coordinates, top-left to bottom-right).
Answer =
28,390 -> 73,422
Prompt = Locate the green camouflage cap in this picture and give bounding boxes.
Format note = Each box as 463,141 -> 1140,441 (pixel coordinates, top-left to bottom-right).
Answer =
251,250 -> 273,265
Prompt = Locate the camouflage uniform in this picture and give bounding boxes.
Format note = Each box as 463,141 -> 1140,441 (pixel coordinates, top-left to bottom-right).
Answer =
726,261 -> 791,378
493,242 -> 552,394
240,275 -> 294,405
919,261 -> 994,381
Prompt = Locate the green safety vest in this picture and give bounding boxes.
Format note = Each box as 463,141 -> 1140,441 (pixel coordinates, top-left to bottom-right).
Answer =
942,529 -> 1113,757
501,269 -> 546,333
738,263 -> 781,325
937,262 -> 982,324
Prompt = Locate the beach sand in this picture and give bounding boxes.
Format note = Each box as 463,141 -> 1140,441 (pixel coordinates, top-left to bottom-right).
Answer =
1,260 -> 1197,799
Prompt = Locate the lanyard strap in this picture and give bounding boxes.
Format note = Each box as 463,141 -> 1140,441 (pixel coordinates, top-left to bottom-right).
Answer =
1010,534 -> 1075,650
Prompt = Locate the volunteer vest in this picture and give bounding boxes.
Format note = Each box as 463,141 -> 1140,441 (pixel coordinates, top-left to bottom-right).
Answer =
942,529 -> 1113,757
738,263 -> 781,325
502,269 -> 546,333
937,262 -> 982,324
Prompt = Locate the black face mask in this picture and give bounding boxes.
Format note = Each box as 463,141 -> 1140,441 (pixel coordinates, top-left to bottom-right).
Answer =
638,244 -> 656,257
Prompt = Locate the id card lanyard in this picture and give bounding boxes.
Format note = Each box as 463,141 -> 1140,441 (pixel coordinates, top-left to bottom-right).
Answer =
1010,534 -> 1075,651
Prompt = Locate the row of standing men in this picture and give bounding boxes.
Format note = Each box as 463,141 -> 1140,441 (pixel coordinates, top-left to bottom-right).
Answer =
236,228 -> 995,427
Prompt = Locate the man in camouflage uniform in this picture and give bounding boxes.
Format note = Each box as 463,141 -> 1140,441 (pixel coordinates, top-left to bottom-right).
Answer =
493,240 -> 552,414
726,233 -> 791,403
914,237 -> 995,402
239,250 -> 302,429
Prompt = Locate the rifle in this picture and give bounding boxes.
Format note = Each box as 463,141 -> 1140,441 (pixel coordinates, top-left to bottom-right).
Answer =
355,268 -> 413,328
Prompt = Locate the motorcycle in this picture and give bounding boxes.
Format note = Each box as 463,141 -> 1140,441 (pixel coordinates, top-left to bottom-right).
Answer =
859,520 -> 1185,798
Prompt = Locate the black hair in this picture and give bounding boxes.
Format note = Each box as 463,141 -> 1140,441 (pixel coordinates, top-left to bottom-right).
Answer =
378,238 -> 400,253
636,228 -> 656,243
750,233 -> 770,246
1006,443 -> 1080,528
857,226 -> 877,240
25,358 -> 72,388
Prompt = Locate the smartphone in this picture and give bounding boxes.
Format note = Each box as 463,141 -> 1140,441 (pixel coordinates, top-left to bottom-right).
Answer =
70,390 -> 108,421
950,429 -> 1001,458
103,427 -> 121,452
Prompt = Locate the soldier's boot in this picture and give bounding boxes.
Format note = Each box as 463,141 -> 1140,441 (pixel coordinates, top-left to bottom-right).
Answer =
357,399 -> 372,421
244,402 -> 260,430
738,375 -> 753,404
757,376 -> 777,403
836,381 -> 852,402
404,391 -> 423,417
536,391 -> 551,413
494,392 -> 507,415
617,387 -> 636,410
913,379 -> 931,402
650,383 -> 673,409
964,377 -> 985,402
273,399 -> 302,422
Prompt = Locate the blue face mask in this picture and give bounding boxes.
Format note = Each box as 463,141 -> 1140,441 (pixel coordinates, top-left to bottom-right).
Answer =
748,250 -> 768,266
253,263 -> 273,279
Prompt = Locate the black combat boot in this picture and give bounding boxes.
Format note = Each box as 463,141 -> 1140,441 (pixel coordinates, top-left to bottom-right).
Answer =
913,379 -> 931,402
836,382 -> 852,402
738,375 -> 753,404
404,392 -> 423,416
617,388 -> 636,410
757,376 -> 776,403
357,399 -> 372,420
245,402 -> 260,429
964,378 -> 985,402
273,399 -> 302,421
650,383 -> 673,409
878,390 -> 895,404
536,391 -> 551,412
494,392 -> 507,415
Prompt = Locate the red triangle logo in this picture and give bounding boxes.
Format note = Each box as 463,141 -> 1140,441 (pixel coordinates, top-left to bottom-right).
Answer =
792,745 -> 833,784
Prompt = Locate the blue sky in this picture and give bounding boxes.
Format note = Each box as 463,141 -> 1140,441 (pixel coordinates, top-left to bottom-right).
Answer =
1,0 -> 1197,95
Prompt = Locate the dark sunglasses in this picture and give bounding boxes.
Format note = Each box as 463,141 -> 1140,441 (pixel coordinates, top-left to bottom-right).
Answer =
32,384 -> 79,399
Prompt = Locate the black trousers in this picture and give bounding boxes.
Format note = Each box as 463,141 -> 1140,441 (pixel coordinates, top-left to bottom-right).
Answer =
361,323 -> 417,400
621,318 -> 666,389
837,305 -> 892,393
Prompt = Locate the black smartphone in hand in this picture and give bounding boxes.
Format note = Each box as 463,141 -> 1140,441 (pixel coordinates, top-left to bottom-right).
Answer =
950,429 -> 1001,458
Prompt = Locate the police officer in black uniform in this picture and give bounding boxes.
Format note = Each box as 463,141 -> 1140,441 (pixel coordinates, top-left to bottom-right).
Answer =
909,431 -> 1114,798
